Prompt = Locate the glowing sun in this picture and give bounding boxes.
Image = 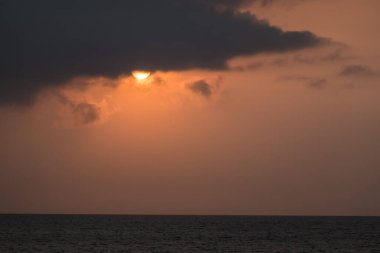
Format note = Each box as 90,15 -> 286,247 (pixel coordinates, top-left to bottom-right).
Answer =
132,71 -> 151,81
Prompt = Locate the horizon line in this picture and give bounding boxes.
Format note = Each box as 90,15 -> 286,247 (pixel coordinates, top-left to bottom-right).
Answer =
1,213 -> 379,218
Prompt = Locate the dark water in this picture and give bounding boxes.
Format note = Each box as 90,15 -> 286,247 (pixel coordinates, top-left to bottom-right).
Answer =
0,215 -> 379,252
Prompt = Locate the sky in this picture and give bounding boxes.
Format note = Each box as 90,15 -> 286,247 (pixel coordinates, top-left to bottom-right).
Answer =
0,0 -> 379,216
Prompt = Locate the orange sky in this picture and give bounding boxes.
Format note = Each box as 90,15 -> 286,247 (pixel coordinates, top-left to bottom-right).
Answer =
0,0 -> 379,215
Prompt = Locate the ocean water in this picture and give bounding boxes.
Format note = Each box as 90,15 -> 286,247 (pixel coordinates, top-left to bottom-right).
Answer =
0,215 -> 379,252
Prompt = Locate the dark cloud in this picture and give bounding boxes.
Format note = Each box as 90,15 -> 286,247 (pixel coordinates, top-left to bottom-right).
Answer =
308,78 -> 327,89
292,49 -> 352,65
253,0 -> 311,7
56,93 -> 101,125
320,48 -> 353,62
151,76 -> 166,86
339,65 -> 378,77
189,0 -> 253,9
254,0 -> 289,6
280,75 -> 327,89
188,80 -> 213,97
0,0 -> 323,105
231,62 -> 264,71
231,45 -> 350,71
72,103 -> 100,125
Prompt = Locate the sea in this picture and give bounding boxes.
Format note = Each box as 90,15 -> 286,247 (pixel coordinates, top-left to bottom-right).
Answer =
0,215 -> 379,252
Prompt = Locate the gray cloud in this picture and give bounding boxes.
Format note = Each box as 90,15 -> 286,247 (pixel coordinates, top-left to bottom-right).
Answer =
339,65 -> 378,77
280,75 -> 328,89
0,0 -> 324,105
253,0 -> 312,7
188,80 -> 213,98
231,46 -> 351,71
292,48 -> 352,65
231,62 -> 264,72
56,94 -> 101,125
72,103 -> 101,125
308,78 -> 327,89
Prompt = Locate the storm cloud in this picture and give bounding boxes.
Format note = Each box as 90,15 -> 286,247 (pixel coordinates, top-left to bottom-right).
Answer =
0,0 -> 323,105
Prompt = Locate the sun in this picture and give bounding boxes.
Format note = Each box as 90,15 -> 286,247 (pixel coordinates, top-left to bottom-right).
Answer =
132,71 -> 151,81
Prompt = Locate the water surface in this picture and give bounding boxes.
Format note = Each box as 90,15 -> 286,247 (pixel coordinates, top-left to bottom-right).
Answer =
1,215 -> 379,252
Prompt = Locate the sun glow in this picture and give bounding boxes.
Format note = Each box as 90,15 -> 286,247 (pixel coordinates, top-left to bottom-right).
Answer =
132,71 -> 151,81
